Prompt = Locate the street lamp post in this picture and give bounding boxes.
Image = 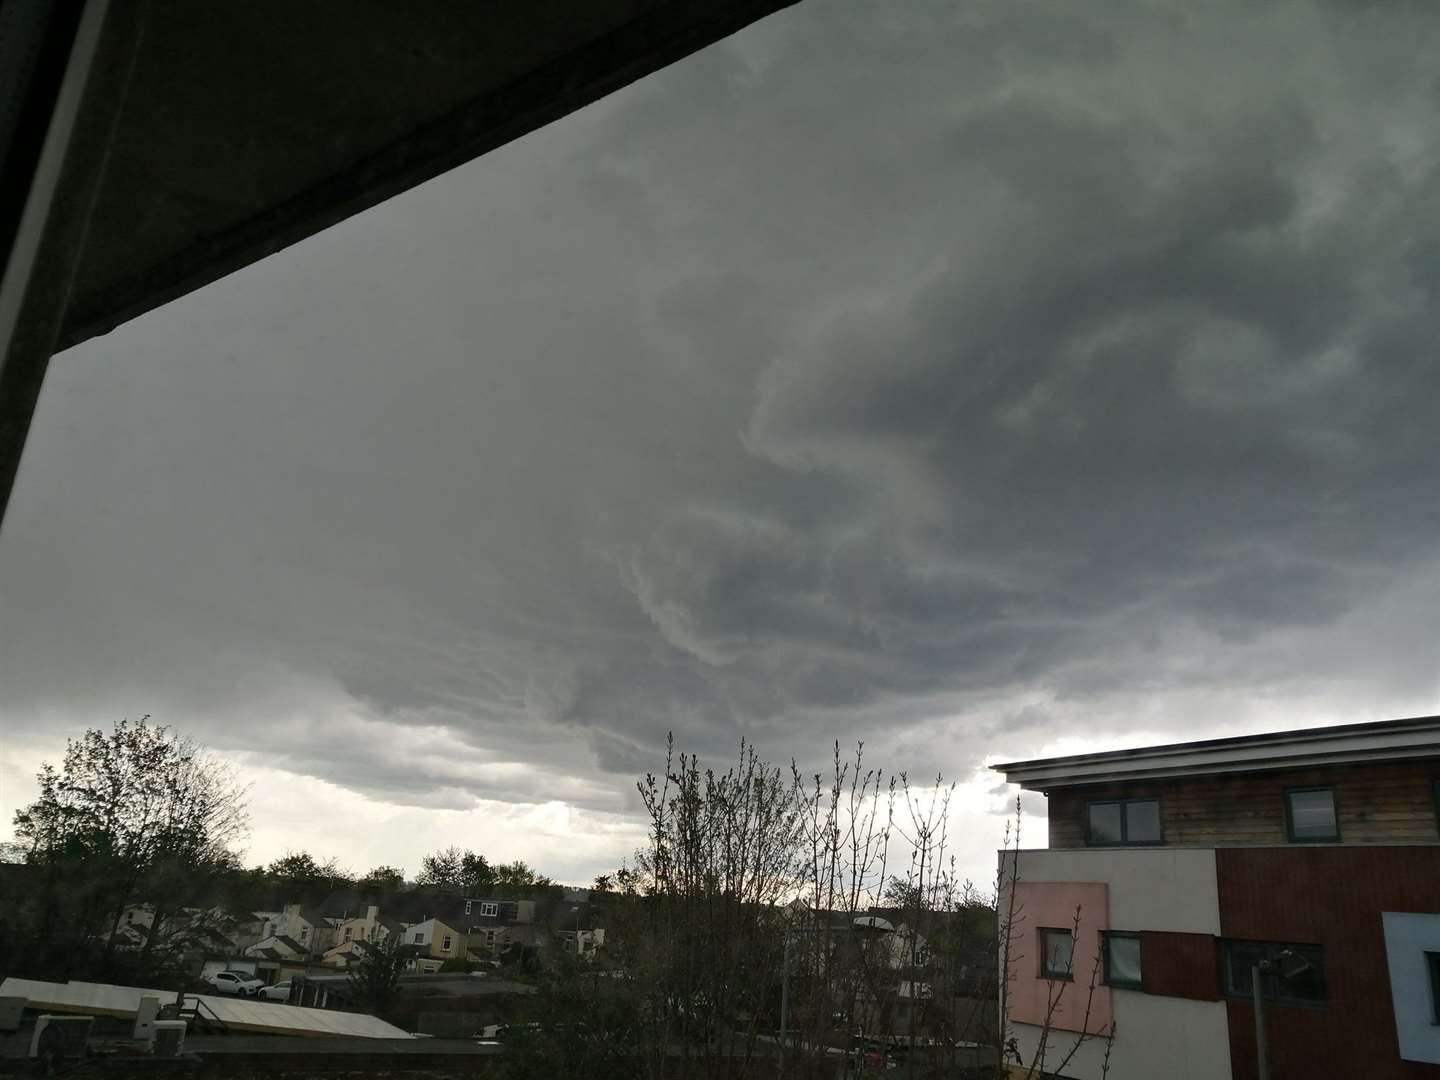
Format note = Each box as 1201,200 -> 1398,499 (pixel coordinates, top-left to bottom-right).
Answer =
1251,964 -> 1270,1080
1252,948 -> 1310,1080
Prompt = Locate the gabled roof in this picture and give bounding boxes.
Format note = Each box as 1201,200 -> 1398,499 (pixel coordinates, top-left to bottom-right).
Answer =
993,714 -> 1440,790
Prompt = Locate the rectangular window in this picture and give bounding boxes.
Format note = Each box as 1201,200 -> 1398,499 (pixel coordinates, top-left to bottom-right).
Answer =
1221,940 -> 1326,1006
343,927 -> 352,941
1102,932 -> 1143,989
1285,788 -> 1339,842
1428,952 -> 1440,1025
1040,928 -> 1074,981
413,932 -> 424,944
480,902 -> 499,917
442,934 -> 452,951
1087,799 -> 1162,846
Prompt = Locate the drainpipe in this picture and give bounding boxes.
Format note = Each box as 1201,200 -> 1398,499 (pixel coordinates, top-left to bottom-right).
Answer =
1251,965 -> 1270,1080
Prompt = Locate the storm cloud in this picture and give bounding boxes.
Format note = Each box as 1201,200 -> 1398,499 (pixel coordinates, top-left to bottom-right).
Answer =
5,0 -> 1440,883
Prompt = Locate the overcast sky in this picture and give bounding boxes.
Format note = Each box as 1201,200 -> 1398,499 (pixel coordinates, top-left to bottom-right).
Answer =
4,0 -> 1440,889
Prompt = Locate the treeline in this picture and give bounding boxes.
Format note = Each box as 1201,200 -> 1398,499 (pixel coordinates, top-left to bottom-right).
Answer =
0,717 -> 564,988
257,847 -> 557,899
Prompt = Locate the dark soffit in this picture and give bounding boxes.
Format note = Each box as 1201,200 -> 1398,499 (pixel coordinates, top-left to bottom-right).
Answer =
54,0 -> 799,352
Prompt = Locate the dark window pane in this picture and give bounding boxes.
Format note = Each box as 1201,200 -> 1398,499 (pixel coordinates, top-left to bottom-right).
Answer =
1125,800 -> 1162,844
1428,953 -> 1440,1024
1281,949 -> 1326,1003
1041,928 -> 1074,979
1088,802 -> 1123,845
1222,941 -> 1326,1004
1223,941 -> 1265,996
1104,934 -> 1142,987
1288,789 -> 1337,841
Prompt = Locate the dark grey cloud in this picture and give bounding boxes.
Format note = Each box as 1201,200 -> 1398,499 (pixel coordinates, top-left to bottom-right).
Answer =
5,0 -> 1440,879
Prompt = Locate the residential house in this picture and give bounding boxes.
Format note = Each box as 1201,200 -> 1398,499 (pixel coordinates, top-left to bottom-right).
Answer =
333,905 -> 402,948
244,933 -> 308,964
320,913 -> 403,968
555,927 -> 606,959
231,911 -> 278,953
993,714 -> 1440,1080
456,898 -> 541,962
259,903 -> 338,959
403,917 -> 465,974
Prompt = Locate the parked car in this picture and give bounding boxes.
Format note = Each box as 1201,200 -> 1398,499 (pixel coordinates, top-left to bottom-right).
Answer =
205,970 -> 264,996
257,981 -> 293,1002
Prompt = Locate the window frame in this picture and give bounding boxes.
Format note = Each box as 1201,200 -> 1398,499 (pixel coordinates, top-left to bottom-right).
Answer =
1101,931 -> 1143,990
480,902 -> 499,917
1220,939 -> 1327,1008
1085,797 -> 1164,847
1039,927 -> 1075,982
1284,786 -> 1340,844
464,900 -> 472,915
442,934 -> 453,952
1428,952 -> 1440,1026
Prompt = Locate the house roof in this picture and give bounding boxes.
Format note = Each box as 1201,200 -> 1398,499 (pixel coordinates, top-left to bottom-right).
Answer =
993,714 -> 1440,790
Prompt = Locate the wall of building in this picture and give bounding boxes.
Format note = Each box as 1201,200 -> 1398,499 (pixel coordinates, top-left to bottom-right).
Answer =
1012,993 -> 1231,1080
1014,848 -> 1221,934
1217,846 -> 1440,1080
1005,849 -> 1229,1080
1047,759 -> 1440,849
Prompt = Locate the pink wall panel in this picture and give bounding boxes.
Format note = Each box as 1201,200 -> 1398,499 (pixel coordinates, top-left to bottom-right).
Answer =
1009,881 -> 1112,1034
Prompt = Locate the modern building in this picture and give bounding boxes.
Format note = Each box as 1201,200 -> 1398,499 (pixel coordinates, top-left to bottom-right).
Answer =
993,715 -> 1440,1080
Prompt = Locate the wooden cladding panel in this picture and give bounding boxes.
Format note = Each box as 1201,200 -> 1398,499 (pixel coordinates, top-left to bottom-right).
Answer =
1218,847 -> 1440,1080
1138,931 -> 1219,1001
1047,759 -> 1440,849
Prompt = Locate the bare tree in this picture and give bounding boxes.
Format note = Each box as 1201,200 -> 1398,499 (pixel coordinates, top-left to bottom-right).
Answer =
996,799 -> 1115,1080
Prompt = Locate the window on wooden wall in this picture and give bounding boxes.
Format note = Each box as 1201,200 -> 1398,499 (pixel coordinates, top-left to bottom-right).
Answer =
1039,927 -> 1075,981
1428,952 -> 1440,1025
1221,940 -> 1326,1006
1086,798 -> 1162,845
1102,932 -> 1143,989
1284,787 -> 1339,842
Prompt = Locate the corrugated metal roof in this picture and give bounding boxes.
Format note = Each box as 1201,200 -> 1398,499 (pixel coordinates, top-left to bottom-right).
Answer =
0,977 -> 414,1039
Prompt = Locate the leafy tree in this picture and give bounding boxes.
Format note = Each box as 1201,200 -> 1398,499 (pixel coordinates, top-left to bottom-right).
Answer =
461,850 -> 495,891
416,846 -> 465,891
416,847 -> 498,893
11,717 -> 248,980
266,851 -> 324,883
266,851 -> 352,891
359,864 -> 407,890
492,859 -> 552,892
346,934 -> 417,1012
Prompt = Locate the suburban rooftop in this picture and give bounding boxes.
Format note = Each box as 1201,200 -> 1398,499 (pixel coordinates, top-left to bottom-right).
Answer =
993,714 -> 1440,790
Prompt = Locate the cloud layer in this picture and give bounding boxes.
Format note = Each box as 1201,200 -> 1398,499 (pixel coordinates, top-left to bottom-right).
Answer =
5,0 -> 1440,883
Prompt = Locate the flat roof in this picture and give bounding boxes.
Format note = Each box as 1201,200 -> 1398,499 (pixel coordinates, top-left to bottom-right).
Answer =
0,978 -> 413,1039
993,714 -> 1440,790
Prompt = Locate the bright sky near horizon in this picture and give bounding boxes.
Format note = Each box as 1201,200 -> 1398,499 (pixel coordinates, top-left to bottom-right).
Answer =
6,0 -> 1440,889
